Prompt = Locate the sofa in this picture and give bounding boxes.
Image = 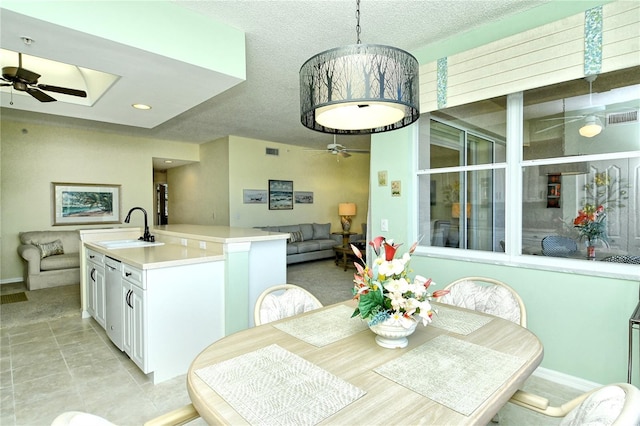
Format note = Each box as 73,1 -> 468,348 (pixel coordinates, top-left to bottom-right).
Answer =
17,230 -> 81,290
257,223 -> 362,264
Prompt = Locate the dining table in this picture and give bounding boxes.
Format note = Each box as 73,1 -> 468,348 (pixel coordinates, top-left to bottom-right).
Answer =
187,300 -> 544,425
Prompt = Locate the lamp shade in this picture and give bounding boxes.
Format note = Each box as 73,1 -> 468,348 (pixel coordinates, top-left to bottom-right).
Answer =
338,203 -> 356,216
300,44 -> 419,134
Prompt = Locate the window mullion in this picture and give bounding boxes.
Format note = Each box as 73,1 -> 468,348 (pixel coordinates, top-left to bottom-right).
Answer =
506,92 -> 524,255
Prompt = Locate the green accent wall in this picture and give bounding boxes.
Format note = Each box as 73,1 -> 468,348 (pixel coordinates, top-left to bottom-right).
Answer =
369,120 -> 639,386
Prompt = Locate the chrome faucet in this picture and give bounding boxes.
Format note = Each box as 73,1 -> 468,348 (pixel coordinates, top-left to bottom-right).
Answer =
124,207 -> 154,242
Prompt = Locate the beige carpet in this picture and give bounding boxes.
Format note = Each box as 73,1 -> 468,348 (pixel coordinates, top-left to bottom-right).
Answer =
287,259 -> 355,305
0,283 -> 80,329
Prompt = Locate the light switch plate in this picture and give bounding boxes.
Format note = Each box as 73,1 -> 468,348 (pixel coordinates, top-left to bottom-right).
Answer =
381,219 -> 388,232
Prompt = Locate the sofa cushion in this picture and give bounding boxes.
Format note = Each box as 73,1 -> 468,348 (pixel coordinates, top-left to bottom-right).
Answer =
299,223 -> 314,241
37,239 -> 65,259
315,239 -> 338,250
288,231 -> 304,243
286,244 -> 299,255
40,253 -> 80,271
278,225 -> 301,234
19,231 -> 80,254
312,223 -> 331,240
295,241 -> 321,253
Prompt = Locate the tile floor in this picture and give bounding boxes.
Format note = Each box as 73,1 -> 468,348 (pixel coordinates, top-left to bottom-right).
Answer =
1,279 -> 583,426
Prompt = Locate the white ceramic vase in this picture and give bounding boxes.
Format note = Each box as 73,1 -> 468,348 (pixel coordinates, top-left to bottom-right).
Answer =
368,318 -> 418,349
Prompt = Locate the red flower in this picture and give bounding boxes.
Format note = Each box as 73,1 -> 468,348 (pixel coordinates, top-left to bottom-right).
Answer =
383,240 -> 402,261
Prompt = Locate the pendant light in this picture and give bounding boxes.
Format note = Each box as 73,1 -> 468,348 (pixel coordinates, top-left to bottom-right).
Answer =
299,0 -> 420,134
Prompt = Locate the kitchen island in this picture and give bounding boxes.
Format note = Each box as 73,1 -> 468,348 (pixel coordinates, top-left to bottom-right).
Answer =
80,225 -> 288,384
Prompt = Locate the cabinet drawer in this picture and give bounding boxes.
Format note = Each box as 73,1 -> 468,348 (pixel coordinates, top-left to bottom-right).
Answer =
122,264 -> 144,288
86,248 -> 105,264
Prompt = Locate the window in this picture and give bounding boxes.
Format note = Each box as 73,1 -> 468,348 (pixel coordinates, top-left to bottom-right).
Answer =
418,97 -> 507,252
418,66 -> 640,264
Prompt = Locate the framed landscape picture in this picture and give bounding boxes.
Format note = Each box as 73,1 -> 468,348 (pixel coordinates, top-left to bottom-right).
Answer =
294,191 -> 314,204
243,189 -> 267,204
52,182 -> 121,225
268,180 -> 293,210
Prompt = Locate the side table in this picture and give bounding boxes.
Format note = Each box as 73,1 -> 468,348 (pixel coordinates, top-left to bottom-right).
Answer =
629,300 -> 640,383
331,231 -> 356,247
333,245 -> 355,271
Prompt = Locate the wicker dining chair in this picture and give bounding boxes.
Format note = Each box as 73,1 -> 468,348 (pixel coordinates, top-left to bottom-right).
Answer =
509,382 -> 640,425
436,276 -> 527,328
254,284 -> 323,326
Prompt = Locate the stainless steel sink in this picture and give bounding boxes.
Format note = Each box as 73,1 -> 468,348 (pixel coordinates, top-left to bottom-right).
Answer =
95,239 -> 165,249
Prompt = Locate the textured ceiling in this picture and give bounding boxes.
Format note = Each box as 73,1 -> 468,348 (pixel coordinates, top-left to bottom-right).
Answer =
1,1 -> 550,154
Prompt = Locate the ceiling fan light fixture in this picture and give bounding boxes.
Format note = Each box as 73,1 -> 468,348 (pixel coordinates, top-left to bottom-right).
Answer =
299,1 -> 419,135
132,103 -> 152,110
579,115 -> 602,137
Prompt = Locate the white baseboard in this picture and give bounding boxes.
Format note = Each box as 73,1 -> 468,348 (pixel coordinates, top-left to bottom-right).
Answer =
1,277 -> 24,285
532,366 -> 601,392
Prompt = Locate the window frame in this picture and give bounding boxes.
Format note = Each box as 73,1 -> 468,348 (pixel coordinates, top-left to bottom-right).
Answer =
415,93 -> 640,281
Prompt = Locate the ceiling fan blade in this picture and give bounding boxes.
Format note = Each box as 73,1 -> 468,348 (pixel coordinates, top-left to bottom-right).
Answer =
26,87 -> 56,102
535,117 -> 584,134
344,149 -> 370,153
338,151 -> 352,158
0,83 -> 11,87
38,84 -> 87,98
538,115 -> 585,122
15,67 -> 40,84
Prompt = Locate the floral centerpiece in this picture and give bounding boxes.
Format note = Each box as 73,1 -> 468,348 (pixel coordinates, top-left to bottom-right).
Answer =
350,236 -> 448,330
573,204 -> 609,248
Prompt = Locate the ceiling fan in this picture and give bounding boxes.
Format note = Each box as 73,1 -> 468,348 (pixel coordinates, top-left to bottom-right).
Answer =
1,52 -> 87,102
307,136 -> 370,159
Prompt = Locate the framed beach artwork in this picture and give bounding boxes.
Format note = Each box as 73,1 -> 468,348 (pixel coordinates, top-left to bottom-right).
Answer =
268,179 -> 293,210
294,191 -> 314,204
243,189 -> 267,204
52,182 -> 121,225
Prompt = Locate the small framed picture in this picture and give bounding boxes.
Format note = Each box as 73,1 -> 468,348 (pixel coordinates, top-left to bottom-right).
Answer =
294,191 -> 314,204
378,170 -> 388,186
243,189 -> 267,204
391,180 -> 401,197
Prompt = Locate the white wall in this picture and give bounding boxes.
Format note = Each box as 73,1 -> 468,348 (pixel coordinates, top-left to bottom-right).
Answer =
0,120 -> 199,282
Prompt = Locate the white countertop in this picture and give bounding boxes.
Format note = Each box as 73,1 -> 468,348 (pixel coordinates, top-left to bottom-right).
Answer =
153,224 -> 288,243
85,241 -> 224,270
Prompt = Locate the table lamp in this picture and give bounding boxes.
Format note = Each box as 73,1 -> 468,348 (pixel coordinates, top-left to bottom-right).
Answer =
338,203 -> 356,232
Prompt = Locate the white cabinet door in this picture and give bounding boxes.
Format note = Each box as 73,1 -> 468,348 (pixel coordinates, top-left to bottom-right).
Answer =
86,263 -> 97,318
130,284 -> 146,371
122,282 -> 132,356
93,264 -> 106,328
122,270 -> 148,373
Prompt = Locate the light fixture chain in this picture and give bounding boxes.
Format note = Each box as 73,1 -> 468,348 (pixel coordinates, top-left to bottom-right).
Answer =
355,0 -> 361,44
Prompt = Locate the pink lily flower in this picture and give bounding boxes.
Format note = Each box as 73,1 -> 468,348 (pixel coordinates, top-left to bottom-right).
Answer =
350,243 -> 362,259
369,236 -> 385,256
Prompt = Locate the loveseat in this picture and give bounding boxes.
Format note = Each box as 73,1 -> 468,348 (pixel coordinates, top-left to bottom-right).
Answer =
17,230 -> 81,290
257,223 -> 362,264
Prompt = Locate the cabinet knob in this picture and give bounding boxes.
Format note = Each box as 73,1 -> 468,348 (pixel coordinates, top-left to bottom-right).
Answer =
125,272 -> 132,277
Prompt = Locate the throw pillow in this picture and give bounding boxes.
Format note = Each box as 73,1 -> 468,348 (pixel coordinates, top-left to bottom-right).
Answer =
312,223 -> 331,240
288,231 -> 304,244
37,239 -> 65,259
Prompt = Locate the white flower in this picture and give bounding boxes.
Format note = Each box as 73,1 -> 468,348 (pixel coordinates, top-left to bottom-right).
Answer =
378,258 -> 405,276
387,291 -> 405,310
384,277 -> 409,294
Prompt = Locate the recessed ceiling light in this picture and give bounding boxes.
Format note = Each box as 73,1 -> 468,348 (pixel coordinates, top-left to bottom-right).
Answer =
164,160 -> 173,164
132,103 -> 152,110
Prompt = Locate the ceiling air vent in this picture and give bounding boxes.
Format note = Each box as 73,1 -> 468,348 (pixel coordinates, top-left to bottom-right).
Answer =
265,147 -> 279,156
606,110 -> 639,126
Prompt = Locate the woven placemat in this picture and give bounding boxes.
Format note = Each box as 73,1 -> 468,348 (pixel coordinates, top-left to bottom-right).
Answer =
374,335 -> 525,416
195,344 -> 366,425
430,305 -> 493,335
273,304 -> 368,347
